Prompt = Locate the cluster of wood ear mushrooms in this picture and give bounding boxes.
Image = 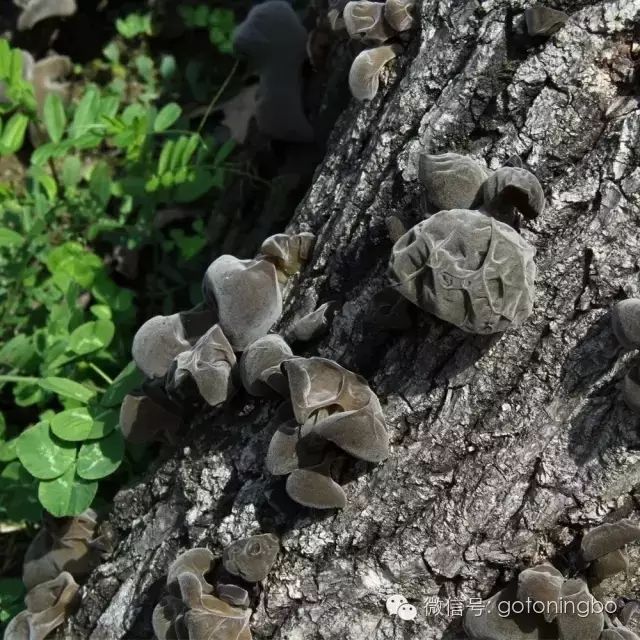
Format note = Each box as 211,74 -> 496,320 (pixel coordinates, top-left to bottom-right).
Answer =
464,519 -> 640,640
5,509 -> 111,640
152,534 -> 279,640
388,152 -> 544,334
125,227 -> 390,510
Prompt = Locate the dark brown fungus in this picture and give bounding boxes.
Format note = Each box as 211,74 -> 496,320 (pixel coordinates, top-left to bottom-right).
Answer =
327,0 -> 349,29
259,232 -> 315,278
287,301 -> 337,342
556,579 -> 604,640
581,519 -> 640,562
222,534 -> 279,583
168,324 -> 236,406
418,153 -> 490,212
384,0 -> 414,32
343,1 -> 393,43
624,365 -> 640,414
119,393 -> 183,445
349,45 -> 398,101
589,549 -> 629,581
611,299 -> 640,350
621,601 -> 640,626
202,256 -> 282,352
524,5 -> 569,37
132,313 -> 191,378
481,166 -> 545,224
505,154 -> 524,169
389,210 -> 536,334
166,548 -> 215,595
17,0 -> 77,31
283,357 -> 389,462
516,562 -> 564,622
152,596 -> 186,640
23,511 -> 99,590
266,416 -> 327,476
217,584 -> 250,608
6,572 -> 80,640
239,335 -> 293,397
286,463 -> 347,510
463,582 -> 556,639
233,0 -> 312,142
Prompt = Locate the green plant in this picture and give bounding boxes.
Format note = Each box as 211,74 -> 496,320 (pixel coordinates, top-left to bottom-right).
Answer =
179,5 -> 236,55
0,35 -> 238,520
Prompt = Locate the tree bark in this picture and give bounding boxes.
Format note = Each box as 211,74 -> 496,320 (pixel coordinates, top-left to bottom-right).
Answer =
69,0 -> 640,638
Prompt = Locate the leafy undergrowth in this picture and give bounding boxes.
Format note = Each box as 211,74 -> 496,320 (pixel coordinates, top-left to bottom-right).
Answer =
0,2 -> 265,626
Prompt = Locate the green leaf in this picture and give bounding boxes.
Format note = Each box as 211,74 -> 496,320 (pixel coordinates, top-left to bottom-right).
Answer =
68,319 -> 115,355
50,408 -> 94,441
86,407 -> 118,439
43,93 -> 66,143
0,438 -> 17,462
0,227 -> 24,248
16,421 -> 76,480
38,464 -> 97,516
0,113 -> 29,154
89,161 -> 111,206
61,156 -> 82,188
45,241 -> 103,288
154,103 -> 181,132
100,361 -> 144,408
0,334 -> 34,368
214,138 -> 235,166
77,429 -> 124,480
70,87 -> 100,138
157,139 -> 174,176
90,304 -> 111,320
39,377 -> 96,403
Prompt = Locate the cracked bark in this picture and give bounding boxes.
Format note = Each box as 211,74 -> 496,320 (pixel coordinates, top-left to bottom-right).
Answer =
68,0 -> 640,638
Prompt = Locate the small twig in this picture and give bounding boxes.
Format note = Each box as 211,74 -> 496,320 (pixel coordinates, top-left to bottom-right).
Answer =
197,59 -> 239,135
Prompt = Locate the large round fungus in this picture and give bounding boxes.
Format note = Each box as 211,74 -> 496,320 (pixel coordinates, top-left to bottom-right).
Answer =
217,584 -> 250,608
285,465 -> 347,509
343,1 -> 393,43
239,335 -> 293,396
611,299 -> 640,350
418,153 -> 490,212
524,5 -> 569,37
168,324 -> 236,406
349,45 -> 398,101
259,232 -> 315,278
132,313 -> 191,378
233,0 -> 313,142
556,579 -> 604,640
384,0 -> 414,32
119,393 -> 183,444
202,256 -> 283,352
580,519 -> 640,562
5,572 -> 79,640
517,562 -> 564,622
23,511 -> 99,590
222,533 -> 279,583
481,166 -> 545,224
388,209 -> 536,334
283,357 -> 389,462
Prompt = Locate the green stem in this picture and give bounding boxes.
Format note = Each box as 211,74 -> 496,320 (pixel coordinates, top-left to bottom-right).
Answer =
0,375 -> 39,383
197,59 -> 239,135
88,362 -> 114,385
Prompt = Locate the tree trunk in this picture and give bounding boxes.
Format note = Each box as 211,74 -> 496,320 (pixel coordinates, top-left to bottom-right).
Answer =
69,0 -> 640,638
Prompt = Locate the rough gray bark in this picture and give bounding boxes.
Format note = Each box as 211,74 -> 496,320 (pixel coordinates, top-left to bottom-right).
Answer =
69,0 -> 640,638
